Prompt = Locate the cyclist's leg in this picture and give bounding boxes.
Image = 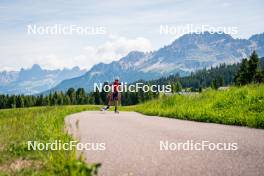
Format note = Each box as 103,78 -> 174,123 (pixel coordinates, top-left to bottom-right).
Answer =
114,92 -> 119,113
103,93 -> 112,110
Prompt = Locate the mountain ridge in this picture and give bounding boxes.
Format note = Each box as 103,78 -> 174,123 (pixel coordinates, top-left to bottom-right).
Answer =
2,32 -> 264,95
49,32 -> 264,93
0,64 -> 86,95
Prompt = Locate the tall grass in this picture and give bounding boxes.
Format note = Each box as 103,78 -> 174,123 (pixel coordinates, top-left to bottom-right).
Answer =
0,105 -> 101,176
1,85 -> 263,175
123,84 -> 264,128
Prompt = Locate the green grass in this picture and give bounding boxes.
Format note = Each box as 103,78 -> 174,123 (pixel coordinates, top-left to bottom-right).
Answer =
0,105 -> 101,176
1,85 -> 263,175
121,84 -> 264,128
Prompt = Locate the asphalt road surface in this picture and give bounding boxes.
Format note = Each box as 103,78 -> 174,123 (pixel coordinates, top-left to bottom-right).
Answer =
65,111 -> 264,176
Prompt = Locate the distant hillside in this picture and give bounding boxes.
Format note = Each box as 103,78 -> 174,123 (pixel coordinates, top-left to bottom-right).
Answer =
50,32 -> 264,92
147,57 -> 264,89
0,65 -> 86,95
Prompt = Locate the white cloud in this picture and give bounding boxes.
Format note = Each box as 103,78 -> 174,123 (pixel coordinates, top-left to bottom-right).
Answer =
222,2 -> 231,7
2,0 -> 262,72
36,54 -> 74,70
79,36 -> 153,69
21,36 -> 153,71
85,36 -> 152,61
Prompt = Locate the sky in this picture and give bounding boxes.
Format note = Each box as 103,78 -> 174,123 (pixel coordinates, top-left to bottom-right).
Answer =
0,0 -> 263,71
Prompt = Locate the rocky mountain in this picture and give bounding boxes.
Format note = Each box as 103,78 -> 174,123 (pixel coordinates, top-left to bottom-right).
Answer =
249,33 -> 264,56
0,64 -> 86,95
0,71 -> 18,86
49,32 -> 264,92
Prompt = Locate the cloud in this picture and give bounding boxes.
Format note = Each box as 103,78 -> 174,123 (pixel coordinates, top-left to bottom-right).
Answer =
36,54 -> 74,70
28,36 -> 153,71
1,0 -> 263,72
222,2 -> 231,7
80,36 -> 153,68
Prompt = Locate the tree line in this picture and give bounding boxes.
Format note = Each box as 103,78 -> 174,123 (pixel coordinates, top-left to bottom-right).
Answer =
0,88 -> 90,109
0,86 -> 159,109
145,62 -> 240,92
1,51 -> 263,109
234,51 -> 264,85
146,51 -> 264,91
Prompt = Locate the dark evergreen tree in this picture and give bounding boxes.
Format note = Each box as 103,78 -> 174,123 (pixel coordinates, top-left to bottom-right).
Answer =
17,95 -> 25,108
172,81 -> 182,92
93,89 -> 101,105
255,70 -> 264,83
218,77 -> 224,87
76,88 -> 86,104
64,95 -> 71,105
235,58 -> 249,85
235,51 -> 263,85
67,88 -> 76,104
211,79 -> 218,89
248,50 -> 259,83
99,82 -> 109,105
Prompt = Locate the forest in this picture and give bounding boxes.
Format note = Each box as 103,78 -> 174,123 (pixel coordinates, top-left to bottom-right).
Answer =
0,52 -> 263,109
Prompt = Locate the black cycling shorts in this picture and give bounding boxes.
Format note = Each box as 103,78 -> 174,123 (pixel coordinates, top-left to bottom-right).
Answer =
112,92 -> 118,101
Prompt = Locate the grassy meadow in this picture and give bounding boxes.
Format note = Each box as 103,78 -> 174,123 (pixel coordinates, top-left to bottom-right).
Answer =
121,84 -> 264,128
0,105 -> 101,176
0,84 -> 263,175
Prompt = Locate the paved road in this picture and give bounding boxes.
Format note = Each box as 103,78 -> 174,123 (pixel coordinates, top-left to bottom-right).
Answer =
65,111 -> 264,176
